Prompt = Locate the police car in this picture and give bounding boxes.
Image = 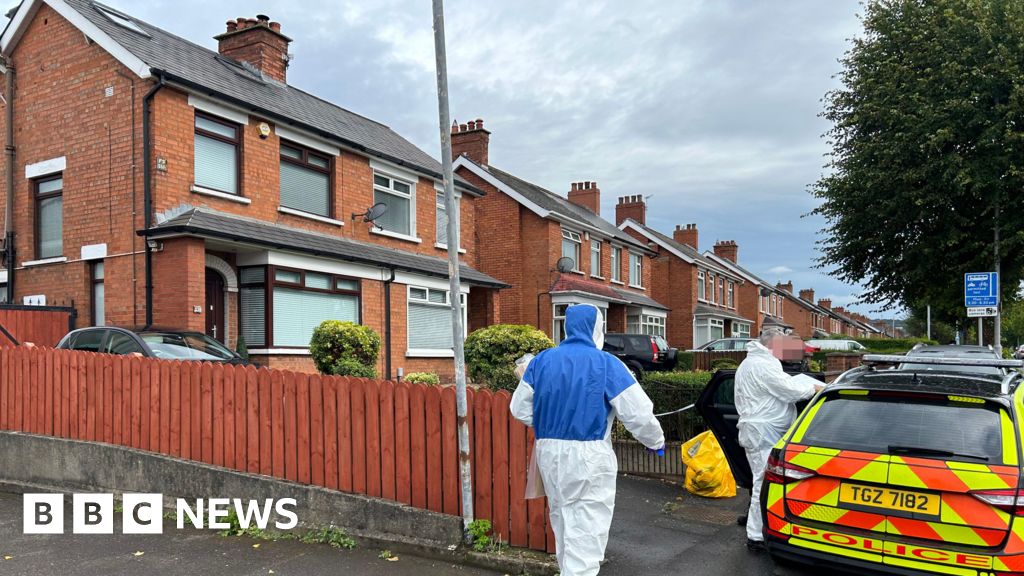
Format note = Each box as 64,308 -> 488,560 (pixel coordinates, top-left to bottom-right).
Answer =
698,354 -> 1024,575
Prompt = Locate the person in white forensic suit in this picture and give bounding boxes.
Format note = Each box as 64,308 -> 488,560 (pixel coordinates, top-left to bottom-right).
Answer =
735,329 -> 822,551
510,303 -> 664,576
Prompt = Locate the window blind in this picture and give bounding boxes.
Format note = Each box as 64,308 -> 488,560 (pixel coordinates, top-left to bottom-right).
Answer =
273,288 -> 358,347
374,189 -> 411,235
38,195 -> 63,258
408,302 -> 453,350
280,162 -> 329,216
240,287 -> 266,346
195,133 -> 237,194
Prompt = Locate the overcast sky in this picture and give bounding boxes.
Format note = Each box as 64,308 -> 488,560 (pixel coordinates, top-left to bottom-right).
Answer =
107,0 -> 882,315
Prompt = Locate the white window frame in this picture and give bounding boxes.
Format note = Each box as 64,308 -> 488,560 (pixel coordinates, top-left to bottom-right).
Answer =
628,252 -> 643,288
590,240 -> 602,278
697,270 -> 706,301
407,285 -> 467,357
561,229 -> 582,273
718,278 -> 725,305
694,317 -> 725,348
727,281 -> 734,308
372,170 -> 418,242
732,322 -> 751,338
610,246 -> 622,283
708,273 -> 716,304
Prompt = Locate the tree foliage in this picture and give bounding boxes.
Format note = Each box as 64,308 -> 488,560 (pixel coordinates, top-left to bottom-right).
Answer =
813,0 -> 1024,324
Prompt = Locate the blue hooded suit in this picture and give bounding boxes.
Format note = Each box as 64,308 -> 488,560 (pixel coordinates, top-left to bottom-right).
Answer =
510,304 -> 664,576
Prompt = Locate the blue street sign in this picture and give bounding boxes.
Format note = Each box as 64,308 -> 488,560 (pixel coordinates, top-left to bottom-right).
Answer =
965,272 -> 999,308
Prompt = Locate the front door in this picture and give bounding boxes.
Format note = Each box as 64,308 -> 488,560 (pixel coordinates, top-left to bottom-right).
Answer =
205,268 -> 225,343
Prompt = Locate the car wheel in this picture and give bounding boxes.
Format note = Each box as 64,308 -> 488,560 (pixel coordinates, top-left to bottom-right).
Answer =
627,363 -> 643,381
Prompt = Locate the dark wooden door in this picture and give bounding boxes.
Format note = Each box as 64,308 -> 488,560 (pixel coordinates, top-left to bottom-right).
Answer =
205,268 -> 225,343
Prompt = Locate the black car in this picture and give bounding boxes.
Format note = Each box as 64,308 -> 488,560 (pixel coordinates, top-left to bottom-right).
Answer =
57,326 -> 249,364
602,333 -> 678,377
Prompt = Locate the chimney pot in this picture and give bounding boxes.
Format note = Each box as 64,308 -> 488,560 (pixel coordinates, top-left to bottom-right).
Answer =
451,116 -> 491,165
218,15 -> 292,82
256,14 -> 270,24
568,179 -> 600,214
712,237 -> 738,263
674,223 -> 699,249
459,123 -> 467,132
475,118 -> 483,127
270,21 -> 281,32
226,20 -> 237,32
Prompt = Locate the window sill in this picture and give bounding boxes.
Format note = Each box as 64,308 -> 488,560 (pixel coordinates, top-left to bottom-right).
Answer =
590,275 -> 605,280
628,284 -> 645,291
610,279 -> 625,285
371,229 -> 422,244
247,348 -> 312,355
278,206 -> 344,227
21,256 -> 67,267
569,270 -> 585,276
434,243 -> 467,254
191,185 -> 251,204
406,349 -> 454,358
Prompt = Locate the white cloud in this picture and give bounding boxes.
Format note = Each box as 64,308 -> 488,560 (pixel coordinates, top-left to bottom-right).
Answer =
767,266 -> 794,276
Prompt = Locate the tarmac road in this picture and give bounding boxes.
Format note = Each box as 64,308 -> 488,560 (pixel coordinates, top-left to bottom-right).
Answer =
604,475 -> 815,576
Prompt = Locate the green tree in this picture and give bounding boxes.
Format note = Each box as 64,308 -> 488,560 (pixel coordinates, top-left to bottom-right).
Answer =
812,0 -> 1024,325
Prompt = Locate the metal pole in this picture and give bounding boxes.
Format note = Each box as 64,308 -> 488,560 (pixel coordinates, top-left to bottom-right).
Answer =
431,0 -> 473,542
979,317 -> 984,347
926,305 -> 931,341
994,194 -> 1002,355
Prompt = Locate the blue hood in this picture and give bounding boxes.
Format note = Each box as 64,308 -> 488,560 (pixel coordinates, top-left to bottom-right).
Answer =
562,304 -> 599,348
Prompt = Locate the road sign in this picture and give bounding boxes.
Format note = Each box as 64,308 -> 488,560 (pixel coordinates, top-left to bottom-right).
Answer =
967,306 -> 999,318
965,272 -> 999,307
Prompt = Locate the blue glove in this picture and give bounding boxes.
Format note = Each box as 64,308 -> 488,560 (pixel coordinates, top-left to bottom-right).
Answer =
646,446 -> 665,457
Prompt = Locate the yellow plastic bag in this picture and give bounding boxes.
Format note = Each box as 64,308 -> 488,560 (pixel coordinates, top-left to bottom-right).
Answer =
680,430 -> 736,498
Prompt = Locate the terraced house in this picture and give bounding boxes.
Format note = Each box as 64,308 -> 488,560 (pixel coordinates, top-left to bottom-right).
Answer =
451,120 -> 667,342
0,0 -> 507,377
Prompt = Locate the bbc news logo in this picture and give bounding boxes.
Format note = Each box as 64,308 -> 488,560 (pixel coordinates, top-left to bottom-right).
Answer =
24,493 -> 298,534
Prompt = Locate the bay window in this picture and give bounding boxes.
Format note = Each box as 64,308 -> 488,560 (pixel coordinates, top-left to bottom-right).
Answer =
694,318 -> 725,348
628,314 -> 666,338
194,113 -> 240,195
373,172 -> 414,236
280,142 -> 331,217
732,322 -> 751,338
239,266 -> 361,348
408,286 -> 467,354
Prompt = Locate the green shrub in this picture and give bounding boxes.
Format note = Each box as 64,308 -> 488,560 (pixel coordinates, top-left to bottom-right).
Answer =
310,321 -> 381,376
808,359 -> 824,373
404,372 -> 440,385
710,358 -> 739,371
235,335 -> 249,361
673,351 -> 694,372
464,324 -> 554,391
640,371 -> 713,441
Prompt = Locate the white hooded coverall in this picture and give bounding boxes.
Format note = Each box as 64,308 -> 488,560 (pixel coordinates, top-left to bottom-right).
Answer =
735,340 -> 818,542
510,304 -> 664,576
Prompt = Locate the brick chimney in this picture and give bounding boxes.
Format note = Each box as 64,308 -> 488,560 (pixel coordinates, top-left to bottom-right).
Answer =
818,299 -> 832,310
673,223 -> 699,250
216,15 -> 292,83
451,119 -> 491,165
713,240 -> 738,263
568,181 -> 600,215
615,195 -> 646,225
834,306 -> 846,315
799,288 -> 815,303
776,281 -> 793,294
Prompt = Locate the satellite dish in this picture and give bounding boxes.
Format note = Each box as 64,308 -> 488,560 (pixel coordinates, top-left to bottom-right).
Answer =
555,257 -> 575,273
352,202 -> 388,229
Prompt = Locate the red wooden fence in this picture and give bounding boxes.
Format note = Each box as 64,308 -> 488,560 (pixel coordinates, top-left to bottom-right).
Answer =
691,350 -> 747,371
0,305 -> 75,348
0,346 -> 554,552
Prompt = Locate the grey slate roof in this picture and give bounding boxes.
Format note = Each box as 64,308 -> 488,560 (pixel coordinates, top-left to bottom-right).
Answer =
62,0 -> 477,191
634,222 -> 737,278
142,208 -> 508,288
611,287 -> 669,311
694,303 -> 754,324
478,164 -> 651,251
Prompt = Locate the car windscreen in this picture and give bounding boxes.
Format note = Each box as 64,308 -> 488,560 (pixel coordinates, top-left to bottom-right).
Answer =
798,396 -> 1004,462
139,333 -> 233,361
182,333 -> 237,360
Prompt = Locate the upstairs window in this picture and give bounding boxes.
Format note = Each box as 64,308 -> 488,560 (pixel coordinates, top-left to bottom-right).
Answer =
194,113 -> 240,195
718,278 -> 725,304
561,229 -> 582,271
697,270 -> 706,301
629,253 -> 642,287
373,173 -> 414,236
280,142 -> 331,217
435,191 -> 460,247
708,274 -> 716,304
611,247 -> 622,282
727,281 -> 734,308
590,240 -> 602,277
35,175 -> 63,259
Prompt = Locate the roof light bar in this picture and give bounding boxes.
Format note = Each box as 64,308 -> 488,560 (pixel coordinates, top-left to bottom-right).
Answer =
862,354 -> 1024,368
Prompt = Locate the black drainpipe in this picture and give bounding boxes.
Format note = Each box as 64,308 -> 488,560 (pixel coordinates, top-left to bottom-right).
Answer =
384,267 -> 396,380
142,72 -> 165,328
3,58 -> 15,303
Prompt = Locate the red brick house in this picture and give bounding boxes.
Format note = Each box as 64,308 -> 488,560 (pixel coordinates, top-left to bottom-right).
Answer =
451,121 -> 667,342
618,213 -> 752,350
0,0 -> 506,378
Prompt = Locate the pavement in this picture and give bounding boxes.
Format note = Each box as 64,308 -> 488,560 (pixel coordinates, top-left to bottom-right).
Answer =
603,475 -> 813,576
0,478 -> 813,576
0,491 -> 499,576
